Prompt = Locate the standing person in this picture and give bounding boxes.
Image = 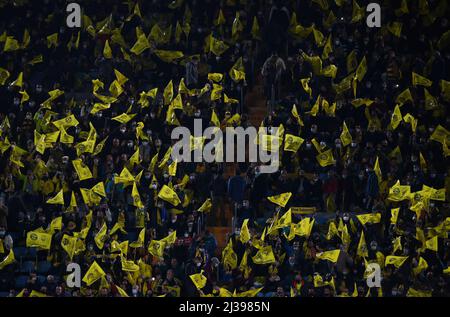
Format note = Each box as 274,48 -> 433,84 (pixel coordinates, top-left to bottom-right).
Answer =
209,169 -> 228,226
261,52 -> 286,108
185,55 -> 199,88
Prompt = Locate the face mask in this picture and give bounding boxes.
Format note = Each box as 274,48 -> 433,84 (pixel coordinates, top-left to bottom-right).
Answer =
336,144 -> 341,149
343,216 -> 349,222
120,128 -> 126,134
196,262 -> 201,267
150,113 -> 155,118
142,142 -> 148,146
306,144 -> 312,149
145,175 -> 151,179
194,111 -> 201,117
351,142 -> 357,148
171,217 -> 177,223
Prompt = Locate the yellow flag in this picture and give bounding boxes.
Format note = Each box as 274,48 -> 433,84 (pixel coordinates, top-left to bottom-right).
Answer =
82,261 -> 106,286
284,134 -> 304,153
356,56 -> 367,82
385,255 -> 408,268
121,256 -> 140,272
0,67 -> 10,85
357,231 -> 368,257
252,246 -> 276,265
72,159 -> 93,181
322,35 -> 332,59
251,16 -> 261,40
240,219 -> 251,244
340,121 -> 352,147
234,287 -> 264,298
356,213 -> 381,225
148,239 -> 165,257
163,80 -> 174,105
154,49 -> 184,63
209,36 -> 229,56
132,182 -> 144,209
395,0 -> 409,16
10,72 -> 23,88
158,185 -> 181,206
26,231 -> 52,250
440,80 -> 450,102
3,36 -> 20,52
316,149 -> 335,167
425,236 -> 438,252
61,234 -> 77,260
388,180 -> 411,202
429,125 -> 449,144
94,222 -> 108,250
214,9 -> 226,26
130,228 -> 145,248
412,72 -> 432,87
347,50 -> 358,73
46,33 -> 58,48
406,288 -> 432,297
112,113 -> 136,124
390,208 -> 400,224
222,240 -> 238,270
423,88 -> 438,110
190,270 -> 207,289
46,189 -> 64,205
161,231 -> 177,246
103,40 -> 112,59
197,198 -> 212,213
387,22 -> 402,37
52,114 -> 79,130
300,78 -> 312,97
316,250 -> 341,263
391,104 -> 402,130
351,0 -> 365,23
395,88 -> 413,106
130,33 -> 150,55
267,192 -> 292,208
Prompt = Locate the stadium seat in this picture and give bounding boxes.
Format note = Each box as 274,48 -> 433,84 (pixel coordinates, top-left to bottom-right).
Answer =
36,261 -> 52,275
13,247 -> 27,259
19,261 -> 35,273
25,247 -> 38,259
14,275 -> 29,289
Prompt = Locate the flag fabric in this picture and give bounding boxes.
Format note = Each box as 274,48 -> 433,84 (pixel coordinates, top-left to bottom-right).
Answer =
94,222 -> 107,250
103,40 -> 112,59
61,234 -> 77,260
391,104 -> 403,130
385,255 -> 408,268
158,185 -> 181,206
252,246 -> 276,265
356,213 -> 381,225
197,198 -> 212,213
316,250 -> 341,263
240,219 -> 251,244
340,121 -> 352,146
267,192 -> 292,208
72,159 -> 93,181
82,261 -> 106,286
26,231 -> 52,250
190,271 -> 207,289
284,134 -> 304,152
316,149 -> 335,167
412,72 -> 432,87
130,33 -> 150,55
148,239 -> 165,257
46,189 -> 64,205
357,231 -> 368,257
